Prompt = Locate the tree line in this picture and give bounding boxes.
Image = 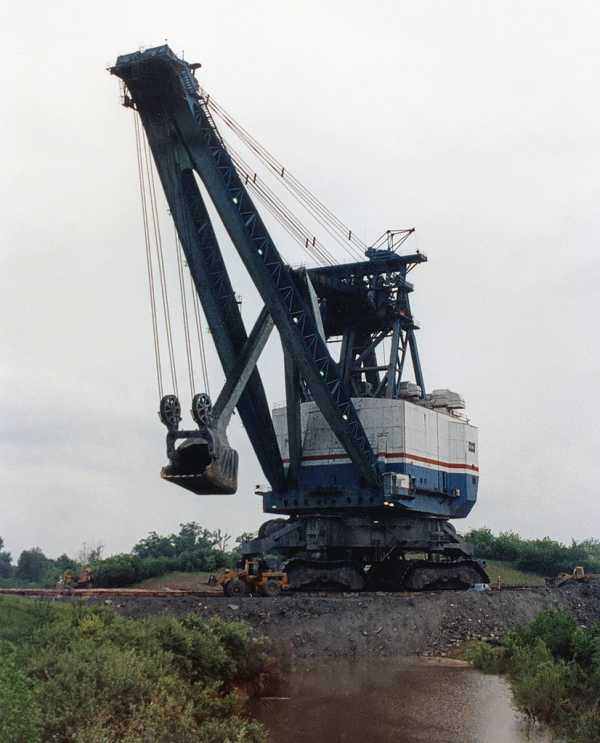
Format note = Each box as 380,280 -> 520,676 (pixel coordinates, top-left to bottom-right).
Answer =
0,537 -> 81,586
465,528 -> 600,576
8,523 -> 596,587
0,523 -> 246,588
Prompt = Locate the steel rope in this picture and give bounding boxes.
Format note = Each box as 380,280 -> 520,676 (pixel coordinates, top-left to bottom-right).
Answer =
142,132 -> 179,397
174,227 -> 196,399
133,113 -> 163,400
204,93 -> 366,261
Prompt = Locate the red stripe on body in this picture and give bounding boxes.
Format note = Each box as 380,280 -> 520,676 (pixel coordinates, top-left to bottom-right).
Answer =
282,451 -> 479,473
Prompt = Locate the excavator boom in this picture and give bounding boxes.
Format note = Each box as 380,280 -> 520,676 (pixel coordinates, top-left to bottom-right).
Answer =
111,46 -> 487,592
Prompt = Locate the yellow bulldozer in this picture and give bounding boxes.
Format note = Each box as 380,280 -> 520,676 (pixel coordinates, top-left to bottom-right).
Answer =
59,566 -> 93,590
554,566 -> 588,587
212,559 -> 287,597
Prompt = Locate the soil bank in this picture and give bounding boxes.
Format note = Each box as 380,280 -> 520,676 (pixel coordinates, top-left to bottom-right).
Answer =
87,578 -> 600,658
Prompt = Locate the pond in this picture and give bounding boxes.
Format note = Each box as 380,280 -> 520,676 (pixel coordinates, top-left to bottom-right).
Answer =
251,656 -> 550,743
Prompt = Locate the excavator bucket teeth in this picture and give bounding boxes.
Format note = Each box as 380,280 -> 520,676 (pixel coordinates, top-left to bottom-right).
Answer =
161,437 -> 238,495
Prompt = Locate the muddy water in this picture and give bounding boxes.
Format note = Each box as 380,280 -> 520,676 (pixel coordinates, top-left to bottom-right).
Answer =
252,657 -> 550,743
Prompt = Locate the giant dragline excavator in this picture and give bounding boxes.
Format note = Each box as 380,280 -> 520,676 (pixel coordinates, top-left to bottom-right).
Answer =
111,46 -> 487,592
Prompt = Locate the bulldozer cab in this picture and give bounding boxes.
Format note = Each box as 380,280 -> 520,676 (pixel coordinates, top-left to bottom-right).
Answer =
245,559 -> 263,576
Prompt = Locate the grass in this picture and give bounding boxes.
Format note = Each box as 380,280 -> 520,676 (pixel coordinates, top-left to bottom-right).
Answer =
484,559 -> 546,587
0,596 -> 268,742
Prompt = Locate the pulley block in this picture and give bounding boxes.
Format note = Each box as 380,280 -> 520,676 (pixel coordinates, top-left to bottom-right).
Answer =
159,395 -> 181,431
191,392 -> 212,429
159,392 -> 238,496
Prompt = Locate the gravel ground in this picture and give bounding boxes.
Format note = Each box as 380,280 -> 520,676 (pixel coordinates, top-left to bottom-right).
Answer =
85,579 -> 600,658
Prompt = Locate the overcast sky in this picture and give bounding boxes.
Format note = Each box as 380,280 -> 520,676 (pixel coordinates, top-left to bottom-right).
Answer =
1,1 -> 599,559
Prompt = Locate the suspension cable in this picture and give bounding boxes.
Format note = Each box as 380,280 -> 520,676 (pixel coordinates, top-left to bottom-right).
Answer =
221,110 -> 363,262
228,142 -> 336,265
225,139 -> 336,266
197,96 -> 329,265
198,91 -> 352,266
204,92 -> 366,260
133,113 -> 163,400
207,95 -> 360,246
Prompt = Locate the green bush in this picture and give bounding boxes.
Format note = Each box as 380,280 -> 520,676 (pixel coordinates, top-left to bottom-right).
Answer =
511,651 -> 574,724
0,642 -> 42,743
0,597 -> 269,743
1,524 -> 240,590
465,528 -> 600,577
466,610 -> 600,742
516,609 -> 577,660
91,553 -> 143,586
464,641 -> 505,673
88,524 -> 238,587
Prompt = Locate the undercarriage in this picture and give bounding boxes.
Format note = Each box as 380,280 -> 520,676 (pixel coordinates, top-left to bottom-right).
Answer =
241,514 -> 489,592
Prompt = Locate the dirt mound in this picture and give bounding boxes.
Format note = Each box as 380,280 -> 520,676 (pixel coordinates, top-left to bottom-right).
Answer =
89,579 -> 600,658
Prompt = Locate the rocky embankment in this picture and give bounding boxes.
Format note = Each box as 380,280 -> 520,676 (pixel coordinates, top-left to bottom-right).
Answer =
92,579 -> 600,658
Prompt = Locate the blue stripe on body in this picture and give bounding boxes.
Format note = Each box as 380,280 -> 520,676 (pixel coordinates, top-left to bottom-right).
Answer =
265,461 -> 478,518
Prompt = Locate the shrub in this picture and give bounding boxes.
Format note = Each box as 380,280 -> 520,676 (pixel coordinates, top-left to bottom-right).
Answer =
464,528 -> 600,577
89,524 -> 238,588
517,609 -> 577,661
91,554 -> 142,587
0,641 -> 42,743
466,609 -> 600,742
511,653 -> 574,724
0,597 -> 269,743
464,641 -> 505,674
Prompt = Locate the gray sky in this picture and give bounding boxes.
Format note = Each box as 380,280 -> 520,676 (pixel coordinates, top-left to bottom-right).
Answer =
1,0 -> 599,559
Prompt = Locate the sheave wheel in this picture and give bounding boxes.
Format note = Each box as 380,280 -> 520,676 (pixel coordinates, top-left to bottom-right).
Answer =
224,577 -> 248,597
260,578 -> 282,597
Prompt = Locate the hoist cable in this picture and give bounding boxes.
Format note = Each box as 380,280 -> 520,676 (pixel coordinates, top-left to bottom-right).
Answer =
133,113 -> 163,400
174,227 -> 196,399
169,152 -> 211,397
165,141 -> 211,398
190,276 -> 210,397
141,132 -> 179,397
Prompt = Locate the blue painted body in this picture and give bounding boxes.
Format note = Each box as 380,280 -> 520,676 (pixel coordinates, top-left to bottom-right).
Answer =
264,460 -> 478,518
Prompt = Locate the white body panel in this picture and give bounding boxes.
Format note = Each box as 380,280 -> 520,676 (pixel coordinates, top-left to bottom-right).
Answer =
272,397 -> 478,475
